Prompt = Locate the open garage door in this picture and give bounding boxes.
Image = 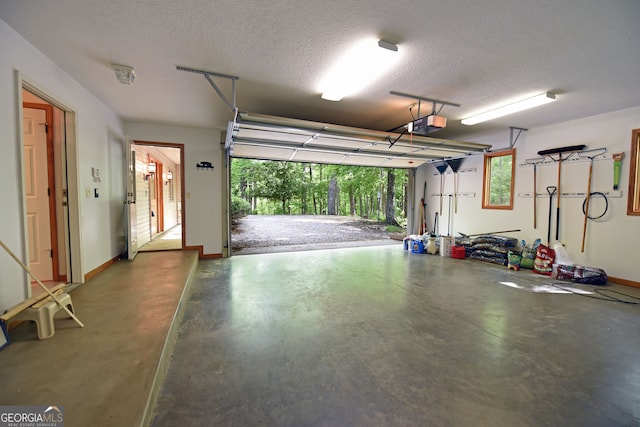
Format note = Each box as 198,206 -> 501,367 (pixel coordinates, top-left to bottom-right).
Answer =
223,112 -> 492,256
225,112 -> 491,169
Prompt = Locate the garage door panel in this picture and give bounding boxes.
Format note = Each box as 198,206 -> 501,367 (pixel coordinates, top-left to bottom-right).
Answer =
228,114 -> 491,168
232,144 -> 293,161
290,150 -> 347,164
236,128 -> 312,145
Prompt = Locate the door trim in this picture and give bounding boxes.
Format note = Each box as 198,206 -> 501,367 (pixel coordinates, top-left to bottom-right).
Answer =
132,140 -> 185,250
19,72 -> 83,287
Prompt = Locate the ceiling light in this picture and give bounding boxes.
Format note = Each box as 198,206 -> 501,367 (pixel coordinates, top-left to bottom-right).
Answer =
112,64 -> 135,85
319,38 -> 399,101
461,92 -> 556,125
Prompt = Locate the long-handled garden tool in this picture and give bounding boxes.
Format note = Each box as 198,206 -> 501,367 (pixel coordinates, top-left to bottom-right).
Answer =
0,239 -> 84,328
419,181 -> 427,234
525,157 -> 544,228
433,161 -> 449,217
458,229 -> 521,238
538,145 -> 586,240
545,185 -> 557,246
446,158 -> 464,214
578,148 -> 606,252
447,194 -> 453,236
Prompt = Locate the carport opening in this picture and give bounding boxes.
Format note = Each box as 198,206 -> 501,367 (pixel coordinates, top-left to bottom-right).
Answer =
230,158 -> 409,254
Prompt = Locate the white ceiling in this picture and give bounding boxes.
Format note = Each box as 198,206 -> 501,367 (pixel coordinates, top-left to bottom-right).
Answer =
2,0 -> 639,148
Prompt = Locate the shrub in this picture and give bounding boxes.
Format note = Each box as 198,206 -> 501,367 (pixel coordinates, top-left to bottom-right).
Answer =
231,195 -> 252,219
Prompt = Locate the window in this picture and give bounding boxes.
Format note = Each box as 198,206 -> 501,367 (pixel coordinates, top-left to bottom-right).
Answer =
628,128 -> 640,215
482,149 -> 515,209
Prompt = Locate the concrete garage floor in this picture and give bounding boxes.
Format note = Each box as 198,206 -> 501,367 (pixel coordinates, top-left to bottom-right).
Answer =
0,250 -> 198,427
151,246 -> 640,426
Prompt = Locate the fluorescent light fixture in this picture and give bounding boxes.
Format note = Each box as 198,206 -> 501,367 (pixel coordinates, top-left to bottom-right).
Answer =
319,39 -> 399,101
461,92 -> 556,125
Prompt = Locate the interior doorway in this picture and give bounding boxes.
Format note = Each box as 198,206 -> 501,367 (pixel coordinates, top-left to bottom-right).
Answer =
20,87 -> 79,295
132,142 -> 184,252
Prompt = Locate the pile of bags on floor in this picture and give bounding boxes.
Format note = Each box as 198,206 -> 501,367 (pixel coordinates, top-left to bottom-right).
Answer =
455,234 -> 608,285
508,239 -> 608,285
455,235 -> 519,266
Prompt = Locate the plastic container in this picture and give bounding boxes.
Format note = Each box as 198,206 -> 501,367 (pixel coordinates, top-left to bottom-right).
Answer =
451,245 -> 466,259
411,240 -> 425,254
439,237 -> 454,257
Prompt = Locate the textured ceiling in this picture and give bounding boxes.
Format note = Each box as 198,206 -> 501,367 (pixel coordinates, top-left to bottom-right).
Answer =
2,0 -> 639,146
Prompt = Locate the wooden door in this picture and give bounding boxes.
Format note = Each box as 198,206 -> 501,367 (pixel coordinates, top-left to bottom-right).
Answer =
23,107 -> 53,280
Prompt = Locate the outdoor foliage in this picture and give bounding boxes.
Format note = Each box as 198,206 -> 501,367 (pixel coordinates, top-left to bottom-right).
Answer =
231,159 -> 408,224
231,194 -> 251,219
488,154 -> 513,206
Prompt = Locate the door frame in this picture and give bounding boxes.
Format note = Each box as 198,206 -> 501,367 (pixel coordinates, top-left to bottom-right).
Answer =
132,140 -> 185,250
148,155 -> 164,235
23,102 -> 61,281
18,73 -> 83,289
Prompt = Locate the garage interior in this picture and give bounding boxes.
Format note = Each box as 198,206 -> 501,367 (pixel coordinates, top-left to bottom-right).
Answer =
1,248 -> 638,426
1,1 -> 640,426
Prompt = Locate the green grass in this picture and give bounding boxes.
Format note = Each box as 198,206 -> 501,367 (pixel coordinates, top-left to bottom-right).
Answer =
385,224 -> 405,233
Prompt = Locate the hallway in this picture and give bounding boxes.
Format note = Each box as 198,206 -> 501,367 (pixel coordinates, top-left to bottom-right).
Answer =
139,224 -> 182,252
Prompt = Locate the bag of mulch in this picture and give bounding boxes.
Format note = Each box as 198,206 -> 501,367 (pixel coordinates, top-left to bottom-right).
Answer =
533,244 -> 555,275
555,264 -> 608,285
507,251 -> 522,271
520,244 -> 537,269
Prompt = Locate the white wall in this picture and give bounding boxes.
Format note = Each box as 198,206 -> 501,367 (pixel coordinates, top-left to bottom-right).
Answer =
123,122 -> 224,256
0,19 -> 125,312
419,105 -> 640,283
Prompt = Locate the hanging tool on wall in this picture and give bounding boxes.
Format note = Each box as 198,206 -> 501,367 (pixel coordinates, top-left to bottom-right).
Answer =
434,212 -> 438,236
538,144 -> 586,240
612,152 -> 624,190
419,181 -> 427,234
545,186 -> 557,246
578,148 -> 607,252
525,157 -> 544,228
446,194 -> 453,236
446,158 -> 464,214
433,161 -> 449,217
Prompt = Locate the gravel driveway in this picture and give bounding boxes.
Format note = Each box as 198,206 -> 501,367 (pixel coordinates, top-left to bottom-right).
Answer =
231,215 -> 401,254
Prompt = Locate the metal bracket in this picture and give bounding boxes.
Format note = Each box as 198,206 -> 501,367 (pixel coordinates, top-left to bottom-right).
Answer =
509,127 -> 527,148
390,91 -> 460,118
176,65 -> 239,113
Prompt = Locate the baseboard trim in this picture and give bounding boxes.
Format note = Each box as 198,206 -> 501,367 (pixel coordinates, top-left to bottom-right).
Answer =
184,245 -> 222,259
609,276 -> 640,288
84,255 -> 120,282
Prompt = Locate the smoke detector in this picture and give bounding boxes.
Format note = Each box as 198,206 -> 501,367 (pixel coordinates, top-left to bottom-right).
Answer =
112,64 -> 135,85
